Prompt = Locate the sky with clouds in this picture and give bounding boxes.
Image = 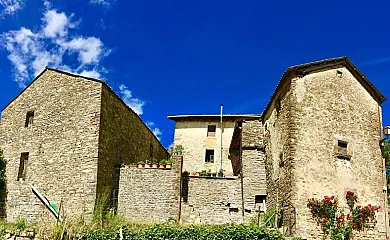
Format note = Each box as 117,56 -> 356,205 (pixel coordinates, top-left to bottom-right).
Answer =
1,0 -> 390,147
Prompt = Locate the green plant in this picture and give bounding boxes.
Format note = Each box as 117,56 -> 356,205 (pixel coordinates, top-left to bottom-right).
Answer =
307,192 -> 380,240
206,169 -> 212,176
159,159 -> 166,164
174,145 -> 184,153
200,170 -> 207,176
165,158 -> 172,165
145,159 -> 152,164
15,217 -> 27,230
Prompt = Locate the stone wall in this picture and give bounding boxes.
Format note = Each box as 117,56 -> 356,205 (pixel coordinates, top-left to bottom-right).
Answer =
97,85 -> 169,205
117,155 -> 182,223
291,66 -> 387,239
263,65 -> 387,239
173,120 -> 235,175
0,69 -> 102,222
263,78 -> 296,235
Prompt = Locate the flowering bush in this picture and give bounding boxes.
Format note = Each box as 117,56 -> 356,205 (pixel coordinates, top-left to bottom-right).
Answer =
307,191 -> 380,240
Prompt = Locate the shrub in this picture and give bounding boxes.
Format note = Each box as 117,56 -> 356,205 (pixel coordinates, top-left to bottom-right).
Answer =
307,192 -> 380,240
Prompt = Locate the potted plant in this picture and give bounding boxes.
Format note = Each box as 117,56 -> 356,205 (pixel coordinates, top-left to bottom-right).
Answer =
182,170 -> 190,176
159,159 -> 166,169
137,161 -> 144,168
152,159 -> 158,168
206,169 -> 212,177
192,172 -> 200,176
165,158 -> 172,169
144,159 -> 151,168
212,172 -> 217,177
200,170 -> 207,177
174,145 -> 184,155
218,169 -> 224,177
129,162 -> 137,168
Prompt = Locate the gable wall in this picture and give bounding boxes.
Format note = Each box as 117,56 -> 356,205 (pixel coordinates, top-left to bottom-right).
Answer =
0,70 -> 102,222
291,66 -> 387,239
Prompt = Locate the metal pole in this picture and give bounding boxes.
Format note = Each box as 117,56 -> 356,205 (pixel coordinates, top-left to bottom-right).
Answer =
219,104 -> 223,172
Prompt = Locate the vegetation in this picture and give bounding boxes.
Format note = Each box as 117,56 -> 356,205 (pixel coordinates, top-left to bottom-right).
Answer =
307,192 -> 380,240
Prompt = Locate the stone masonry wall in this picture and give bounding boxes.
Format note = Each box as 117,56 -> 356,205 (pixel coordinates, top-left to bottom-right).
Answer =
117,155 -> 182,223
291,66 -> 387,240
0,69 -> 102,222
263,79 -> 296,235
180,176 -> 244,224
97,85 -> 169,204
173,120 -> 235,175
241,120 -> 267,215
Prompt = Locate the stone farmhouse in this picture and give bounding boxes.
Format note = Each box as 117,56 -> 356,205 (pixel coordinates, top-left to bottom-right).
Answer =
0,56 -> 388,240
0,68 -> 169,222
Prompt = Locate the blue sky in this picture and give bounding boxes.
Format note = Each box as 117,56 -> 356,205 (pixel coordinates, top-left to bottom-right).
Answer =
1,0 -> 390,148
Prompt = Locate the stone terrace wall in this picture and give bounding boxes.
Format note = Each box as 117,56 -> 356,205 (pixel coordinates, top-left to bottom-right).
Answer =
0,69 -> 102,222
117,156 -> 182,223
180,176 -> 243,224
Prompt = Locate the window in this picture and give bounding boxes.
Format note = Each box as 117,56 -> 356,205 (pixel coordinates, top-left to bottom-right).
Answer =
149,144 -> 154,158
25,111 -> 34,127
335,140 -> 351,159
337,140 -> 348,155
205,149 -> 214,163
17,152 -> 29,181
207,125 -> 216,137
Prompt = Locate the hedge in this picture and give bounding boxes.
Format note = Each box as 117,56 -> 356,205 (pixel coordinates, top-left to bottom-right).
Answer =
80,224 -> 285,240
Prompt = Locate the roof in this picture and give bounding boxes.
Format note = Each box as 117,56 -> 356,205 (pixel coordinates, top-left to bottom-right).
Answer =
2,67 -> 106,111
167,114 -> 261,121
262,56 -> 386,119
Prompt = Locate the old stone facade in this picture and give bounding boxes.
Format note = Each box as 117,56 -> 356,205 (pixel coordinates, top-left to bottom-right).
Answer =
168,115 -> 260,176
0,68 -> 168,222
259,57 -> 387,239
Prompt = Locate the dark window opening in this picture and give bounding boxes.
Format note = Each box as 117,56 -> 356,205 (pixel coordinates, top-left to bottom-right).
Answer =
337,70 -> 343,77
207,125 -> 216,137
17,152 -> 29,181
149,144 -> 154,158
205,149 -> 214,163
336,140 -> 350,159
275,99 -> 281,115
182,177 -> 188,203
25,111 -> 34,127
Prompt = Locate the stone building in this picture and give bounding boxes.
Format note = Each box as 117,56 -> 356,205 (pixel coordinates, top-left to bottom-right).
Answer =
168,114 -> 260,175
229,56 -> 388,239
0,67 -> 169,222
168,57 -> 387,239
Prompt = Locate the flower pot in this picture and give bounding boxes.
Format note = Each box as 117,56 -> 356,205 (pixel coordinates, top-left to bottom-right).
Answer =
159,164 -> 166,169
212,173 -> 217,177
129,165 -> 137,169
137,163 -> 144,168
144,163 -> 151,168
194,172 -> 200,176
218,172 -> 223,177
165,164 -> 172,169
152,163 -> 158,168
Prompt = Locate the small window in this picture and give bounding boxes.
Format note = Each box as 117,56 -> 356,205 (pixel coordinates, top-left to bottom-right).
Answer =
335,140 -> 351,159
18,152 -> 29,181
25,111 -> 34,127
207,125 -> 216,137
205,149 -> 214,163
149,144 -> 154,158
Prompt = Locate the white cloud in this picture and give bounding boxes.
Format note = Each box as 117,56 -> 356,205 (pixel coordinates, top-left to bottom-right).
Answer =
64,37 -> 103,65
119,84 -> 145,115
42,10 -> 75,38
90,0 -> 113,8
0,0 -> 23,18
146,121 -> 162,140
1,7 -> 109,87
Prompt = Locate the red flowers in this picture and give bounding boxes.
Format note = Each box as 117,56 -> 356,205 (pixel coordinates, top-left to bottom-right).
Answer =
307,191 -> 380,240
